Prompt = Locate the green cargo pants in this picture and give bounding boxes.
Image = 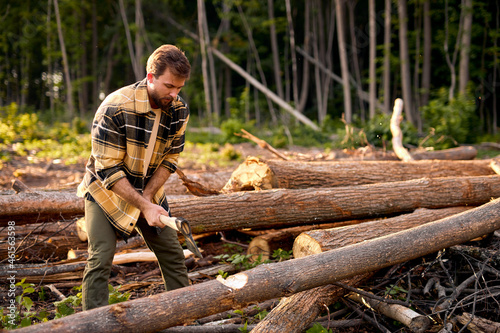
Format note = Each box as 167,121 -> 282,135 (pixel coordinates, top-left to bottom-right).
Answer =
82,199 -> 189,310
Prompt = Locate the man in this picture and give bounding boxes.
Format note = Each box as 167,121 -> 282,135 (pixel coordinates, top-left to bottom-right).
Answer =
77,44 -> 191,310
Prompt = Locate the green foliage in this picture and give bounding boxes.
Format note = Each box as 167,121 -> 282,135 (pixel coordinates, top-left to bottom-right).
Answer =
214,253 -> 270,271
420,89 -> 480,148
0,103 -> 91,165
272,249 -> 293,262
306,322 -> 333,333
1,278 -> 49,329
108,285 -> 131,305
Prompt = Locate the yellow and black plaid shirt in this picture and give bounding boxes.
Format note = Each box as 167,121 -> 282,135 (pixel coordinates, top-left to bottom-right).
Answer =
77,78 -> 189,238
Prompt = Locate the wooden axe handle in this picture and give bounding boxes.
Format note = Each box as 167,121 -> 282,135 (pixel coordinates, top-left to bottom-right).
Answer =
159,215 -> 179,231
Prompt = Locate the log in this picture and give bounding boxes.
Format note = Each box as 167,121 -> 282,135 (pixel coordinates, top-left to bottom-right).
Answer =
221,157 -> 496,191
246,220 -> 369,261
411,146 -> 477,160
252,207 -> 469,332
2,176 -> 500,231
348,292 -> 430,333
18,198 -> 500,333
293,206 -> 472,257
251,274 -> 372,333
165,171 -> 232,196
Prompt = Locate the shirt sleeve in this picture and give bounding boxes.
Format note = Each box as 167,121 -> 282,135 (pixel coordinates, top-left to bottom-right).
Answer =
160,111 -> 189,173
91,106 -> 128,189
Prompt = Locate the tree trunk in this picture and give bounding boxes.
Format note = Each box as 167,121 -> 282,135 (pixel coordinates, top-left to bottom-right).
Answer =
268,0 -> 284,100
335,0 -> 353,123
221,156 -> 496,192
397,0 -> 414,126
421,0 -> 431,107
197,0 -> 212,126
4,175 -> 499,228
458,0 -> 473,95
118,0 -> 140,81
134,0 -> 145,79
53,0 -> 75,118
285,0 -> 299,108
293,206 -> 471,258
382,0 -> 392,114
369,0 -> 376,119
18,198 -> 500,333
348,0 -> 366,118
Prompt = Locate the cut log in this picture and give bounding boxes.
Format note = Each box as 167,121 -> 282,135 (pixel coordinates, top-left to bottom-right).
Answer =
253,207 -> 470,332
164,171 -> 232,196
293,206 -> 472,257
411,146 -> 477,160
19,198 -> 500,333
2,176 -> 500,231
221,157 -> 496,192
246,220 -> 370,261
251,274 -> 372,333
348,292 -> 430,333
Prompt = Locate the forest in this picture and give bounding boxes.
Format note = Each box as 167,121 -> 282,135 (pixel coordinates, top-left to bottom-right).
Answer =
0,0 -> 499,147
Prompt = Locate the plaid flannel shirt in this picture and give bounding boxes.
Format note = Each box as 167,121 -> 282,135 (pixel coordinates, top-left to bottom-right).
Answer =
77,78 -> 189,238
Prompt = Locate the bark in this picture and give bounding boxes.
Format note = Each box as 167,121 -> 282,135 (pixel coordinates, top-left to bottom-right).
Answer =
391,98 -> 414,161
421,0 -> 431,107
197,0 -> 212,125
3,176 -> 500,230
457,312 -> 500,333
164,171 -> 231,196
458,0 -> 473,95
285,0 -> 299,108
397,0 -> 414,125
411,146 -> 477,160
53,0 -> 75,118
18,198 -> 500,333
293,206 -> 471,258
268,0 -> 284,100
252,274 -> 372,333
335,0 -> 353,123
347,0 -> 366,118
221,156 -> 496,192
369,0 -> 376,119
247,221 -> 363,261
348,292 -> 430,333
382,0 -> 392,114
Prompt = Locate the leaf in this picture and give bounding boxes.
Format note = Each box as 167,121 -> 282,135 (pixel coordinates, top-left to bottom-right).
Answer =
22,297 -> 33,311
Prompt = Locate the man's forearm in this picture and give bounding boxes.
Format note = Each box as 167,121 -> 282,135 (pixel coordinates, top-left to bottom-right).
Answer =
110,178 -> 152,212
143,166 -> 171,201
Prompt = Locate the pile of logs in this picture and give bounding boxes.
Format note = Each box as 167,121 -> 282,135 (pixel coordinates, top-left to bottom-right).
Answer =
2,147 -> 500,332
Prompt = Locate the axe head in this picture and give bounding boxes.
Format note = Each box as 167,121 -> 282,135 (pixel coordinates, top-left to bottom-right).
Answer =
174,217 -> 203,259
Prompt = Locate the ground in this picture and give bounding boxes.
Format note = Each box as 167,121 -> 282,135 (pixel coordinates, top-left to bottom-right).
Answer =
1,143 -> 499,332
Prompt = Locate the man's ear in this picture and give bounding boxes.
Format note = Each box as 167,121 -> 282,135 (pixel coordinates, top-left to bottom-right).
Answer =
146,72 -> 154,83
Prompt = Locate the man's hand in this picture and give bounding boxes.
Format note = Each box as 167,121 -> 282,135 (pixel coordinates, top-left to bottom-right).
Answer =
141,201 -> 168,229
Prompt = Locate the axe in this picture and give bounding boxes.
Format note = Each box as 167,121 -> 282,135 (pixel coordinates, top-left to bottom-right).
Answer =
159,215 -> 203,258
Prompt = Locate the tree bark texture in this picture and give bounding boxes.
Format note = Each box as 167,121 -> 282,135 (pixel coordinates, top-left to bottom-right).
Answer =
293,206 -> 472,258
18,198 -> 500,333
251,274 -> 372,333
222,156 -> 496,191
2,176 -> 499,230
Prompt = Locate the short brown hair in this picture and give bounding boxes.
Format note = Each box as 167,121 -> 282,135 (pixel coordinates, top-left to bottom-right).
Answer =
146,44 -> 191,79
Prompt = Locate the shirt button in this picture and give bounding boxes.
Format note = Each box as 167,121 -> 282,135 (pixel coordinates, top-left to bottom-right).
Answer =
130,223 -> 133,226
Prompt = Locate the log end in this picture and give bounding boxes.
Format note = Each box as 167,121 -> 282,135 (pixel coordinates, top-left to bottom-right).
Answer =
292,233 -> 322,258
221,156 -> 277,192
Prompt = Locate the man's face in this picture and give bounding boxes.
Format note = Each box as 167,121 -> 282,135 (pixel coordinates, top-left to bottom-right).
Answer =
147,69 -> 186,111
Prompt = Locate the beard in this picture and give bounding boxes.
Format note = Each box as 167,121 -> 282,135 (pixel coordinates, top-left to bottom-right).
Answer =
150,90 -> 173,111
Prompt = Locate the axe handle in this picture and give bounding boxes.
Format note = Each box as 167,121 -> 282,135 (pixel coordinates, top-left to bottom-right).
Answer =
159,215 -> 179,231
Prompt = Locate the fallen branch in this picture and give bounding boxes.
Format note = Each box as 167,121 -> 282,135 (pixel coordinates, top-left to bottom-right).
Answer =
390,98 -> 414,162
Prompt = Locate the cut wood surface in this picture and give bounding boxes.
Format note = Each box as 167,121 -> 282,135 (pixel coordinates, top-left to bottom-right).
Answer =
2,175 -> 500,230
18,198 -> 500,333
293,206 -> 472,258
221,157 -> 496,191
